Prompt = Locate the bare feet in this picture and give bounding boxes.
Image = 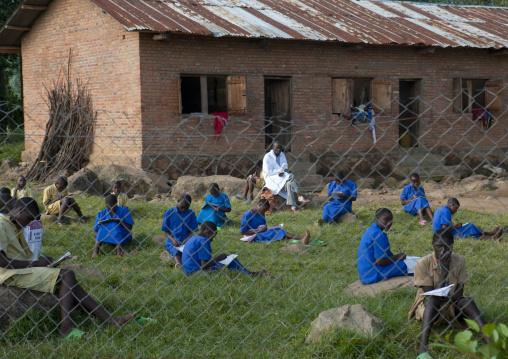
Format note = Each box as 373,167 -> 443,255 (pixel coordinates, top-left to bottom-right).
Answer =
300,230 -> 310,244
493,227 -> 503,240
251,269 -> 270,277
110,312 -> 138,327
91,252 -> 98,259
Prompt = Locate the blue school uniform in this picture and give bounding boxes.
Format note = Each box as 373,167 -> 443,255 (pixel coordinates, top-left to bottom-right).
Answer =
182,235 -> 249,275
161,206 -> 199,258
322,180 -> 357,222
357,223 -> 407,284
400,184 -> 430,216
433,205 -> 482,239
93,206 -> 134,245
240,210 -> 287,243
197,193 -> 231,226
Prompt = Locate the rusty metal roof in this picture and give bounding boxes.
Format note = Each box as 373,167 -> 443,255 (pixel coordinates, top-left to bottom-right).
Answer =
1,0 -> 508,51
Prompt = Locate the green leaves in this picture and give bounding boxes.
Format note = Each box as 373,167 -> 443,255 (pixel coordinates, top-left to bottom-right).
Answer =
454,330 -> 477,354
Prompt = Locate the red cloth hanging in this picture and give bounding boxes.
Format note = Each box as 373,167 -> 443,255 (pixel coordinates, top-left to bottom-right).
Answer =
212,112 -> 228,141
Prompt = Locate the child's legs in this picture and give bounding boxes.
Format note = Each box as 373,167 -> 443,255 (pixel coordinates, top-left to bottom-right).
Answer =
247,180 -> 255,200
92,241 -> 102,258
174,253 -> 182,265
116,244 -> 124,256
455,297 -> 487,339
416,208 -> 425,221
68,198 -> 83,217
418,296 -> 445,354
424,207 -> 434,220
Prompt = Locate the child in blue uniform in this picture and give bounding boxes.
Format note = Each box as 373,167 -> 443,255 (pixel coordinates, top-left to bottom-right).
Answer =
319,170 -> 357,225
240,199 -> 310,243
92,194 -> 134,258
162,194 -> 199,268
197,183 -> 231,227
357,208 -> 408,284
433,198 -> 501,240
400,173 -> 433,225
182,221 -> 267,276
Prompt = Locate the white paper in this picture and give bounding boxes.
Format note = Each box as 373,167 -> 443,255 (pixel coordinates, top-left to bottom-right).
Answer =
280,163 -> 288,172
267,224 -> 283,230
421,284 -> 455,297
403,256 -> 421,274
332,191 -> 344,200
47,251 -> 72,268
218,254 -> 238,266
175,245 -> 185,252
238,235 -> 256,242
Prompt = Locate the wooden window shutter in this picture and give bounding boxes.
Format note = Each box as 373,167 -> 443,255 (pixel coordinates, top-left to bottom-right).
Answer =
332,78 -> 350,113
371,80 -> 392,113
227,76 -> 247,114
485,80 -> 501,112
453,78 -> 462,113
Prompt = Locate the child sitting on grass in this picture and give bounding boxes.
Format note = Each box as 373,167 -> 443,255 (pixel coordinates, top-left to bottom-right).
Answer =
197,183 -> 232,227
111,181 -> 129,208
0,197 -> 137,339
400,173 -> 433,226
42,176 -> 86,226
162,194 -> 199,268
182,221 -> 267,276
92,194 -> 134,258
11,175 -> 35,200
319,170 -> 357,225
240,199 -> 310,244
236,160 -> 264,203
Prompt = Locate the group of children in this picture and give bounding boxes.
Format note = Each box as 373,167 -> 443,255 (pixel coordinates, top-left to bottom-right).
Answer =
0,170 -> 504,353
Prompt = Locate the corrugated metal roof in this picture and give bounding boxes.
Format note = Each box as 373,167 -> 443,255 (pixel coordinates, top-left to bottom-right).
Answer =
1,0 -> 508,50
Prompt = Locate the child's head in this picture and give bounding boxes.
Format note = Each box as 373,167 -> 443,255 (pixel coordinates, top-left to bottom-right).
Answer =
0,193 -> 14,213
0,187 -> 11,195
16,176 -> 27,189
447,198 -> 460,214
177,194 -> 192,212
112,181 -> 122,195
55,176 -> 68,192
255,160 -> 263,170
256,199 -> 271,214
105,194 -> 118,211
333,170 -> 345,183
200,221 -> 217,241
209,183 -> 220,197
374,208 -> 393,231
409,173 -> 420,188
11,197 -> 40,228
433,228 -> 454,258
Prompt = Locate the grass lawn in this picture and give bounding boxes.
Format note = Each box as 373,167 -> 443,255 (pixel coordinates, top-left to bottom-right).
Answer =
0,190 -> 507,358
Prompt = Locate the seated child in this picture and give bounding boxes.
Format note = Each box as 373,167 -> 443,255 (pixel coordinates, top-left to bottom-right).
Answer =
0,198 -> 136,339
111,181 -> 129,208
240,199 -> 310,244
11,176 -> 35,200
197,183 -> 232,227
400,173 -> 433,225
93,194 -> 134,258
357,208 -> 408,284
162,194 -> 199,268
236,160 -> 264,203
408,228 -> 490,359
433,198 -> 502,240
42,176 -> 85,226
319,170 -> 357,225
182,221 -> 267,276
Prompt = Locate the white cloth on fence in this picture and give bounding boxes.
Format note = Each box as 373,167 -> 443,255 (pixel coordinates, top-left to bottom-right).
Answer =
262,149 -> 290,196
369,117 -> 377,144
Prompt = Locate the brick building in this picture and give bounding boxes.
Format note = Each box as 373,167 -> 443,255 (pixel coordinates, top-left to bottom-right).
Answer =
0,0 -> 507,183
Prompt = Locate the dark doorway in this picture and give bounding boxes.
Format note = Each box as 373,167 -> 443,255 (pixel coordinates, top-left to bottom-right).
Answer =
265,78 -> 292,150
398,80 -> 420,148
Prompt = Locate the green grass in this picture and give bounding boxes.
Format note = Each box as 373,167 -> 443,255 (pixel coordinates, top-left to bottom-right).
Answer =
0,193 -> 507,359
0,130 -> 24,163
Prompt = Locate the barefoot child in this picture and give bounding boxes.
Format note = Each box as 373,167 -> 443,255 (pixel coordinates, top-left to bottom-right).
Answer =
111,181 -> 129,208
240,199 -> 310,244
162,194 -> 199,268
92,194 -> 134,258
236,160 -> 264,203
357,208 -> 408,284
433,198 -> 502,240
182,221 -> 267,276
197,183 -> 232,227
11,176 -> 35,200
319,170 -> 357,225
409,228 -> 490,359
400,173 -> 433,225
0,197 -> 137,339
42,176 -> 86,226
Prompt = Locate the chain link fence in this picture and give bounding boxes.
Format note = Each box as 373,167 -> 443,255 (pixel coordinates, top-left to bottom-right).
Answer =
0,84 -> 507,358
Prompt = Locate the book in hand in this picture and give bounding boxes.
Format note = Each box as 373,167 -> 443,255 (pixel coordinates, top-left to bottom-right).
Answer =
47,252 -> 72,268
175,245 -> 185,253
332,191 -> 345,200
403,256 -> 421,274
218,254 -> 238,266
421,284 -> 454,297
266,224 -> 283,230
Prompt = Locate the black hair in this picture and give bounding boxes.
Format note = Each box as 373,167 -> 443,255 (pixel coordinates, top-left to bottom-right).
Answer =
0,187 -> 11,195
15,197 -> 40,219
375,208 -> 392,219
257,198 -> 270,209
200,221 -> 217,233
56,176 -> 68,186
272,141 -> 284,150
105,194 -> 118,206
433,228 -> 454,246
447,198 -> 460,207
409,173 -> 420,179
255,160 -> 263,168
179,194 -> 192,206
334,170 -> 345,179
209,183 -> 220,192
113,181 -> 122,187
0,193 -> 13,210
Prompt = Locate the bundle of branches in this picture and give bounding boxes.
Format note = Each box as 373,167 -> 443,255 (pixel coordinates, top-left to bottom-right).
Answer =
27,77 -> 96,181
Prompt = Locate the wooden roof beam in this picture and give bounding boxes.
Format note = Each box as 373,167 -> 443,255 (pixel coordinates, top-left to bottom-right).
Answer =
21,5 -> 48,11
5,25 -> 31,31
489,49 -> 508,56
0,46 -> 21,54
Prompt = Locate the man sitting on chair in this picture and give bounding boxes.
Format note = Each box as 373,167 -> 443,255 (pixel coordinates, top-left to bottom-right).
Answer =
262,141 -> 311,213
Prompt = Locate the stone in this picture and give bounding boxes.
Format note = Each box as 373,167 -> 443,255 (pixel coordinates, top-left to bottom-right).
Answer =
428,189 -> 447,200
60,263 -> 104,280
171,175 -> 246,200
305,304 -> 383,344
131,194 -> 153,202
279,243 -> 308,253
344,276 -> 414,297
462,180 -> 496,193
336,213 -> 359,223
152,235 -> 166,245
302,196 -> 328,210
439,175 -> 458,185
423,180 -> 440,191
397,178 -> 411,188
460,174 -> 487,184
453,165 -> 472,180
356,178 -> 376,189
494,185 -> 508,198
0,159 -> 19,170
0,285 -> 58,327
160,251 -> 171,263
384,177 -> 398,188
0,160 -> 23,180
68,167 -> 103,195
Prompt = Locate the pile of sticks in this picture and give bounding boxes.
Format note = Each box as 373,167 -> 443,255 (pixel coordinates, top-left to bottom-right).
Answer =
27,77 -> 96,182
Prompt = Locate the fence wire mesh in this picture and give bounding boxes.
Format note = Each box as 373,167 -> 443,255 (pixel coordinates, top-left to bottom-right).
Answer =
0,84 -> 507,359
